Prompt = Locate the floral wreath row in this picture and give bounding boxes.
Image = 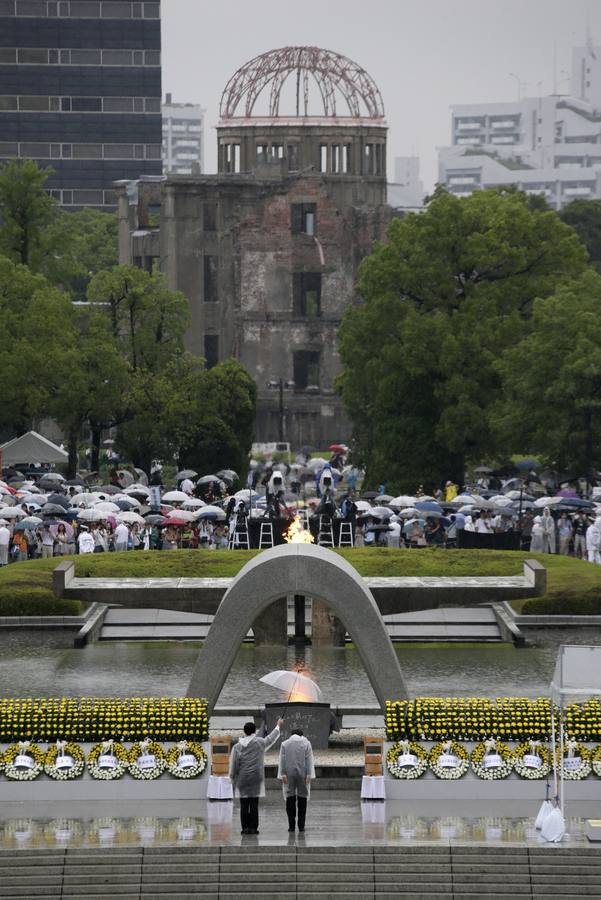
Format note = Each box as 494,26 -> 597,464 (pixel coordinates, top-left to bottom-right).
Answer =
387,739 -> 597,781
0,740 -> 207,781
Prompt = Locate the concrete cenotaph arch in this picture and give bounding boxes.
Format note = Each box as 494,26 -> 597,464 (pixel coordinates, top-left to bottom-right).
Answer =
187,543 -> 409,711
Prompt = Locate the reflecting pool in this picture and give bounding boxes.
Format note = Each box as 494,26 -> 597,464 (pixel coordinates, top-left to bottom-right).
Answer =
0,627 -> 599,703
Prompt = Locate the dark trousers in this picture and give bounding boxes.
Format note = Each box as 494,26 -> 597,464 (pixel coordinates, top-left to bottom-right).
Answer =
240,796 -> 259,832
286,794 -> 307,830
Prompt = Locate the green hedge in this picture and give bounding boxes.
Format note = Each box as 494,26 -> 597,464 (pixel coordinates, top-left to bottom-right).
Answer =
0,590 -> 81,616
521,593 -> 601,615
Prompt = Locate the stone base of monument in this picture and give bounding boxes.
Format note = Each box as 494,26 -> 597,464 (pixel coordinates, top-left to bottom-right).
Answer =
586,819 -> 601,841
263,701 -> 333,750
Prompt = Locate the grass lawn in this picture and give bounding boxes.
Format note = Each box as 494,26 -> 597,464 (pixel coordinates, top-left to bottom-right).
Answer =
0,548 -> 598,615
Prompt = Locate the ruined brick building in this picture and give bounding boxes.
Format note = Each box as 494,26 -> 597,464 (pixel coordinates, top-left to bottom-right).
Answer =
116,46 -> 391,447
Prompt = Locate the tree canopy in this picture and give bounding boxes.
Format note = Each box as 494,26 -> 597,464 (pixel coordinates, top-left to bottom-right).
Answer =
337,187 -> 588,491
494,269 -> 601,478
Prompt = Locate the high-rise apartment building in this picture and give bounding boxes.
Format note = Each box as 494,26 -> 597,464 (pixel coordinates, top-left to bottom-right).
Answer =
0,0 -> 162,209
438,43 -> 601,210
162,93 -> 204,175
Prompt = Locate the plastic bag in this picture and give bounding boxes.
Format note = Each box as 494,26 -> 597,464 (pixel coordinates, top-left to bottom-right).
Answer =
535,799 -> 554,830
541,807 -> 565,843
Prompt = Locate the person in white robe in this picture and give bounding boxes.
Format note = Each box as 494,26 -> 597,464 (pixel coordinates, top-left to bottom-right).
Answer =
277,729 -> 315,832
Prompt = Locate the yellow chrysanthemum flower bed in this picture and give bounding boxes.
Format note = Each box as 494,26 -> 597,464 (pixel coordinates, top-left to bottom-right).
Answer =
0,697 -> 208,743
386,697 -> 555,742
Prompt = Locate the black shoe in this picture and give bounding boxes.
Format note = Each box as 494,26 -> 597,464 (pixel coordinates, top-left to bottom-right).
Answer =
241,829 -> 250,835
288,826 -> 295,832
298,827 -> 305,832
251,829 -> 259,834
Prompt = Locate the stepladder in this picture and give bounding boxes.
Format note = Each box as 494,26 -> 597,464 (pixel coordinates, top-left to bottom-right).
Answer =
317,515 -> 334,547
338,520 -> 354,547
259,521 -> 274,548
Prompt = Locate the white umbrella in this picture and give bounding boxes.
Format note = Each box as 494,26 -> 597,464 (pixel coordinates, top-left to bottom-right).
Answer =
398,507 -> 420,518
182,497 -> 206,509
490,496 -> 514,507
355,500 -> 373,512
94,501 -> 120,514
162,490 -> 190,504
307,458 -> 327,471
0,519 -> 7,525
195,506 -> 226,521
0,507 -> 25,519
534,496 -> 562,508
116,511 -> 145,524
77,508 -> 108,521
234,489 -> 261,502
70,493 -> 98,508
166,508 -> 195,522
451,494 -> 478,506
259,670 -> 323,703
123,484 -> 151,498
389,495 -> 418,508
112,494 -> 142,508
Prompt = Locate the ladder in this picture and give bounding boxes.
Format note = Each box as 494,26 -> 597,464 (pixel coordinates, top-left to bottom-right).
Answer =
317,515 -> 334,547
338,521 -> 354,548
259,521 -> 274,549
228,519 -> 250,550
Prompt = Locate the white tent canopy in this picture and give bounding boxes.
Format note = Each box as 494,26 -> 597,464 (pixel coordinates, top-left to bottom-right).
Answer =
550,645 -> 601,702
0,431 -> 68,466
546,645 -> 601,840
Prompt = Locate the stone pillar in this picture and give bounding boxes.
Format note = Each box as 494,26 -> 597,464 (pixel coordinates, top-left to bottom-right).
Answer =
294,594 -> 306,641
311,599 -> 346,646
252,597 -> 287,645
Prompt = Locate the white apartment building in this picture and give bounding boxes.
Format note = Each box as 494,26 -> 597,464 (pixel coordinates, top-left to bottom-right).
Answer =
389,155 -> 425,208
162,93 -> 205,175
438,44 -> 601,209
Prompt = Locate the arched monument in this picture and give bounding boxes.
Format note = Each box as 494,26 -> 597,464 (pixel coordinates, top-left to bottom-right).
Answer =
187,543 -> 408,711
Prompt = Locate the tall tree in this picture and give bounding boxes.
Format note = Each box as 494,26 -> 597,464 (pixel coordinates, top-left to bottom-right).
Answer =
0,160 -> 56,268
559,198 -> 601,272
495,269 -> 601,480
42,208 -> 119,299
337,188 -> 588,491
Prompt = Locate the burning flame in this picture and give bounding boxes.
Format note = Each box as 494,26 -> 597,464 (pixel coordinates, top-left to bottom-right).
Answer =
289,691 -> 313,703
284,515 -> 315,544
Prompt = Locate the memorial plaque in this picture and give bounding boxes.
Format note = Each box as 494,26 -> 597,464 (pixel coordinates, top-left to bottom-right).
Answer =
264,701 -> 334,750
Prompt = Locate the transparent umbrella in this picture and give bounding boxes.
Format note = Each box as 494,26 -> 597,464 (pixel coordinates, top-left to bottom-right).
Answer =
259,670 -> 323,703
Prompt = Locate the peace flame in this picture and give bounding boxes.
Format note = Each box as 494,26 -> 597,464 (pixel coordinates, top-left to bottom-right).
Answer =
284,515 -> 314,544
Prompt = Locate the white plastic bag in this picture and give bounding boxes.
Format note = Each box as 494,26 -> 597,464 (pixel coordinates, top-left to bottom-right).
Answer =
541,807 -> 565,843
535,799 -> 554,830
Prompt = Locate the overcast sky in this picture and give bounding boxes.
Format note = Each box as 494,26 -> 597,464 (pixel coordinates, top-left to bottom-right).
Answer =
162,0 -> 601,189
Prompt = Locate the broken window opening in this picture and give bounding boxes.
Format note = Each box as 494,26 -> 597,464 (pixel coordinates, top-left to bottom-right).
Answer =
291,203 -> 317,236
293,272 -> 321,318
293,350 -> 320,390
204,333 -> 219,369
319,144 -> 328,173
287,144 -> 299,171
204,255 -> 218,302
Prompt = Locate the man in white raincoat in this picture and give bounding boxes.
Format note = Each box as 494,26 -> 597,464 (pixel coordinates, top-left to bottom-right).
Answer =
586,517 -> 601,564
277,729 -> 315,833
229,718 -> 283,834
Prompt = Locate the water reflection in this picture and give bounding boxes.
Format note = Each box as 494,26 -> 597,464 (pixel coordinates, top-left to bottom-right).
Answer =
0,627 -> 600,703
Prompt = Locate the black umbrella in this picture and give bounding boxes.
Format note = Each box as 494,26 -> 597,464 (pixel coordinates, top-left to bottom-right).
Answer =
217,469 -> 239,484
144,514 -> 166,525
100,485 -> 121,495
41,503 -> 70,516
47,493 -> 71,509
115,499 -> 137,510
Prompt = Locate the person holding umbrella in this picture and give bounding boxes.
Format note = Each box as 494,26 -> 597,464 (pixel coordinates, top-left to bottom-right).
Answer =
229,718 -> 284,835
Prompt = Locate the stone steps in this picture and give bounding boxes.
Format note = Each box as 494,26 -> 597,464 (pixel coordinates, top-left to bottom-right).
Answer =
1,845 -> 601,898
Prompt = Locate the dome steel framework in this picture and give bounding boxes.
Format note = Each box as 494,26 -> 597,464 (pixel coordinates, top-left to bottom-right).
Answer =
219,46 -> 385,120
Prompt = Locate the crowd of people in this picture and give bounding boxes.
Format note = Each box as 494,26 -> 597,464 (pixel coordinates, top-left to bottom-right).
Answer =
2,453 -> 601,564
